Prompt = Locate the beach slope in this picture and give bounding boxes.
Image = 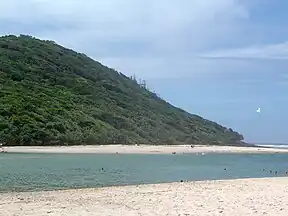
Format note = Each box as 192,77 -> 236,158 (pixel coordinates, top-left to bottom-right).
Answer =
0,177 -> 287,216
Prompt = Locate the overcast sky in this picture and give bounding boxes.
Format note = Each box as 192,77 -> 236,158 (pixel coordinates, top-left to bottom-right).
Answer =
1,0 -> 288,143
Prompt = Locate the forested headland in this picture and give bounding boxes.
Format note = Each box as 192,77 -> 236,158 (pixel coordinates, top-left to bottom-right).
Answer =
0,35 -> 244,146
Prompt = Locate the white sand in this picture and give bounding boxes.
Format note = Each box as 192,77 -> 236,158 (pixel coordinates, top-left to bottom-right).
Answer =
4,144 -> 288,154
1,177 -> 287,216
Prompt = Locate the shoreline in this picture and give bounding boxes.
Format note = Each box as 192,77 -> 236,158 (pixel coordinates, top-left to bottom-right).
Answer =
3,144 -> 288,154
1,177 -> 287,216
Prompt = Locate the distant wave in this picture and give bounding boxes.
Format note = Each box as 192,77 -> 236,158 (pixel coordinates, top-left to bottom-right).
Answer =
256,144 -> 288,149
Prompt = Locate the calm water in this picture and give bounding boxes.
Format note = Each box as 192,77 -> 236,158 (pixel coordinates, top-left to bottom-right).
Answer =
0,153 -> 288,192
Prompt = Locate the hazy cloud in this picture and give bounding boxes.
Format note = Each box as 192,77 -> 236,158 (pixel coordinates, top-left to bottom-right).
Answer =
0,0 -> 249,55
200,42 -> 288,60
0,0 -> 286,80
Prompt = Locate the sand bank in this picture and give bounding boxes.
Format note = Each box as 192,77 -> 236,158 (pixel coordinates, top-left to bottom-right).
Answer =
3,144 -> 288,154
0,177 -> 287,216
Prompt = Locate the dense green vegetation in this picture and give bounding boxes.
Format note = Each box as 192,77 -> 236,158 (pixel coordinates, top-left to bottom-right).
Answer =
0,35 -> 244,146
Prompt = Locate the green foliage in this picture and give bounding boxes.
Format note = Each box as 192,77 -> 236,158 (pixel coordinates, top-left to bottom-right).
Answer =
0,35 -> 244,146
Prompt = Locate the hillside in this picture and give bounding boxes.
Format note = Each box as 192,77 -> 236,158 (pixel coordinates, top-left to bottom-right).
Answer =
0,35 -> 244,146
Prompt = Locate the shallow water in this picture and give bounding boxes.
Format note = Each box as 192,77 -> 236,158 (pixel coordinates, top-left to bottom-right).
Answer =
0,153 -> 287,192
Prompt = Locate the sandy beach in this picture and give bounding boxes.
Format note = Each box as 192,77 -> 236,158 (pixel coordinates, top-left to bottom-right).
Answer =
3,144 -> 288,154
0,177 -> 287,216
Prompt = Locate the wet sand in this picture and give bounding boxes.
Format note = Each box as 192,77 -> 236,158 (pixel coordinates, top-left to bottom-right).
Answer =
0,177 -> 287,216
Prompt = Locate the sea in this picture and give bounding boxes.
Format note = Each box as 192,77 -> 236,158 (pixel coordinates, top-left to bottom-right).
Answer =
0,152 -> 288,193
256,144 -> 288,149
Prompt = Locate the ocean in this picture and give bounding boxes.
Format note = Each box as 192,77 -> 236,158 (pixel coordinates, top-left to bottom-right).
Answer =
256,144 -> 288,149
1,152 -> 288,192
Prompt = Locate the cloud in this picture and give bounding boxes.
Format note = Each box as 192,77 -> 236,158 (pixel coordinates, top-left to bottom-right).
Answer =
200,41 -> 288,60
0,0 -> 249,56
4,0 -> 285,81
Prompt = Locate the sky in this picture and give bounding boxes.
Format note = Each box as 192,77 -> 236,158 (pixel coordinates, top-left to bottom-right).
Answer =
1,0 -> 288,143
